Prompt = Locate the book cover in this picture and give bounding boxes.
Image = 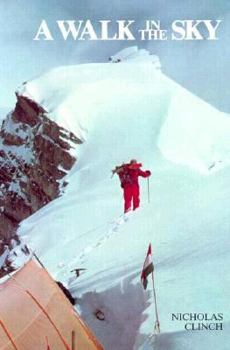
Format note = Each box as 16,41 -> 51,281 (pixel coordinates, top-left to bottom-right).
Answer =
0,1 -> 229,349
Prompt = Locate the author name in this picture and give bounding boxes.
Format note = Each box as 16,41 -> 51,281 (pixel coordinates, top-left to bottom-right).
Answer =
172,313 -> 224,331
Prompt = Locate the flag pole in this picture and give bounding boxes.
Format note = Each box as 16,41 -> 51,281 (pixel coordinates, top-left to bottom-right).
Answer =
151,270 -> 160,334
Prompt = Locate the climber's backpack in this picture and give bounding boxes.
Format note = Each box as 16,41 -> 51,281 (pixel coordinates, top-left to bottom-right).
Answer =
119,165 -> 134,187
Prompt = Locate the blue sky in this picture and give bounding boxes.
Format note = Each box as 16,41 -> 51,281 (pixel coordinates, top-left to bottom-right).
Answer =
0,0 -> 230,112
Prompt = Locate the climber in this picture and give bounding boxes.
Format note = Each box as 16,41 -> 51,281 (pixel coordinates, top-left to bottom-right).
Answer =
112,159 -> 151,213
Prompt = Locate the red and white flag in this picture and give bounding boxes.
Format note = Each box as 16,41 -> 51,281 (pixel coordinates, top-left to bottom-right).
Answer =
141,243 -> 154,289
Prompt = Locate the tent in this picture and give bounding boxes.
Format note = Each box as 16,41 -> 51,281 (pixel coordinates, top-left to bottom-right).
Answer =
0,259 -> 103,349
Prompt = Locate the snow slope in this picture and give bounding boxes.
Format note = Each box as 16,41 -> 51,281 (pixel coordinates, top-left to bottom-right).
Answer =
17,49 -> 230,349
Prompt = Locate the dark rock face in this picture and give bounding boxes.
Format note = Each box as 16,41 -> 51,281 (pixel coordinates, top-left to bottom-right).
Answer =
0,95 -> 82,274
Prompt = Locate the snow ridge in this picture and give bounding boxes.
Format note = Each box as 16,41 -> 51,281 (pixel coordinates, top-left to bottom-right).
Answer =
15,48 -> 230,349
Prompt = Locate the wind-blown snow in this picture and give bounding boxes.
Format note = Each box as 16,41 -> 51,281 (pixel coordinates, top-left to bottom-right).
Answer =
17,49 -> 230,349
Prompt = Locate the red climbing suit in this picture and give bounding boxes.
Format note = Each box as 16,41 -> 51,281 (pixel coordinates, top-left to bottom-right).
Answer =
118,163 -> 151,213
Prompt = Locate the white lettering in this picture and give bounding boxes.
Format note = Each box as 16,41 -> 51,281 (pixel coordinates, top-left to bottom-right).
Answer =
79,20 -> 98,40
171,20 -> 186,40
117,20 -> 135,40
204,20 -> 222,40
57,20 -> 83,40
33,20 -> 54,41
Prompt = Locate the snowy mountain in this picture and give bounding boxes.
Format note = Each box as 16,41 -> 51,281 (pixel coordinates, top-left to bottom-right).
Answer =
4,48 -> 230,349
0,96 -> 81,273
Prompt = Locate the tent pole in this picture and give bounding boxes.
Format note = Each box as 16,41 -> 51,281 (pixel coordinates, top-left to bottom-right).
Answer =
26,290 -> 71,350
33,252 -> 46,270
71,330 -> 75,350
0,319 -> 19,350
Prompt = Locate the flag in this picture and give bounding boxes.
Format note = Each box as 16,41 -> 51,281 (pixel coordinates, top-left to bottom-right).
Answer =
141,243 -> 154,289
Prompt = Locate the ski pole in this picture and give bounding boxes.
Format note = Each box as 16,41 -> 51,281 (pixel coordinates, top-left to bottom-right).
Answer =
147,177 -> 150,203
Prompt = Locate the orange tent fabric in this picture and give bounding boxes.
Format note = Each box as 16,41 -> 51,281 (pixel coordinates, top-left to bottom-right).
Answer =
0,260 -> 103,350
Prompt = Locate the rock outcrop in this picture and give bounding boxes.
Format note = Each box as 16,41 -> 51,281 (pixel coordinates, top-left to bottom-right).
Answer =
0,94 -> 82,274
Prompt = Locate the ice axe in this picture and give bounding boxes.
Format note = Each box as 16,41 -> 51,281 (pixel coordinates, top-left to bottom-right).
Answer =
70,268 -> 86,277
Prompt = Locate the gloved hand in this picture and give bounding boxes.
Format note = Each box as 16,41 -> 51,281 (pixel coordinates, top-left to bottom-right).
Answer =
146,170 -> 151,176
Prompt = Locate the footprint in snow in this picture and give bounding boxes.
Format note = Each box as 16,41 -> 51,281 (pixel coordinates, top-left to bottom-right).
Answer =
84,246 -> 93,254
76,213 -> 130,262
